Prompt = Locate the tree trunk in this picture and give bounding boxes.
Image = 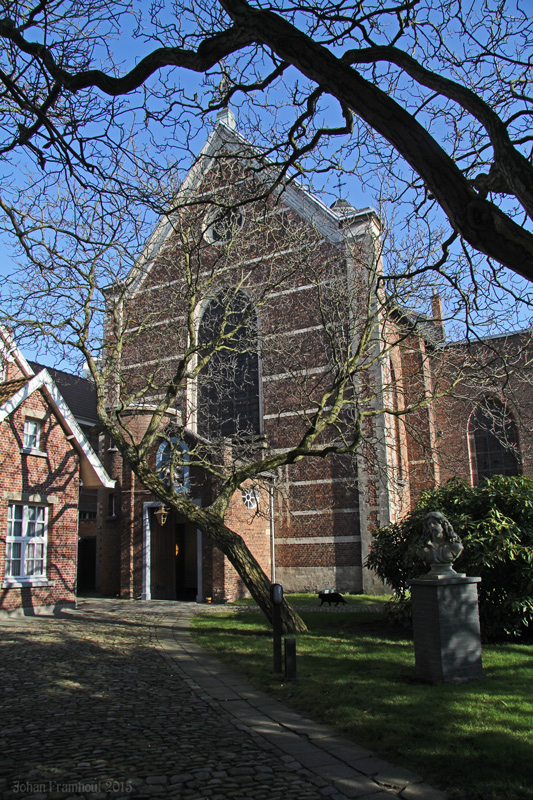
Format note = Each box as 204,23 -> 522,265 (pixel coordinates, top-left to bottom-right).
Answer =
170,497 -> 308,634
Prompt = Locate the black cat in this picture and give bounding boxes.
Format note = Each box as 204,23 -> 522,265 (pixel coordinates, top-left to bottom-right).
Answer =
318,591 -> 347,607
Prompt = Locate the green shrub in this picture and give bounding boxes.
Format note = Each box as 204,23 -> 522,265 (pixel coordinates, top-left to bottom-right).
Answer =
366,475 -> 533,641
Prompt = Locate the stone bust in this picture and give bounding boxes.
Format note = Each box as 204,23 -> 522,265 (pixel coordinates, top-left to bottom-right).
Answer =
418,511 -> 464,574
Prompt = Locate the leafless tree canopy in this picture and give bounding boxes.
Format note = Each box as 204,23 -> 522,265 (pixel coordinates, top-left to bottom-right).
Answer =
0,0 -> 532,282
1,0 -> 533,631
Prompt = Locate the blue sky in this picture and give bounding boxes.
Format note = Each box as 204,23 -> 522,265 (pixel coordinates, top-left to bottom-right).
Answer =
1,1 -> 531,370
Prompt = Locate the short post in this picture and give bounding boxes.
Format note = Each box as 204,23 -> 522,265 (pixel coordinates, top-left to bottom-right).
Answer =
410,575 -> 483,683
271,583 -> 283,674
284,637 -> 297,681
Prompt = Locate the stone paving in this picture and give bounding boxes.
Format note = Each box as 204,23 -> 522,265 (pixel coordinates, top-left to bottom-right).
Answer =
0,599 -> 447,800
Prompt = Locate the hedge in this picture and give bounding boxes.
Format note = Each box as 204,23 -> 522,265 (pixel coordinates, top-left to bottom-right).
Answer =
366,475 -> 533,641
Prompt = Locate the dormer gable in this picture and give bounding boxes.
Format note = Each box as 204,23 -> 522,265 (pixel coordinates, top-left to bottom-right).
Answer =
0,368 -> 114,489
0,326 -> 34,383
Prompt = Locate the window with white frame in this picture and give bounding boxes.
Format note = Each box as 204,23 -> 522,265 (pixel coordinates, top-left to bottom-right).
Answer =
5,504 -> 48,580
241,485 -> 258,509
23,418 -> 41,450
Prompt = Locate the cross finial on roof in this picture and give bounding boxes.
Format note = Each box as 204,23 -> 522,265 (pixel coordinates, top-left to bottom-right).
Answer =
218,61 -> 231,100
336,173 -> 346,200
214,61 -> 236,129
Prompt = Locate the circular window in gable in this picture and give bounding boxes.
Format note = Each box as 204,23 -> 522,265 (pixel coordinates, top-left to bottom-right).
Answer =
206,206 -> 244,244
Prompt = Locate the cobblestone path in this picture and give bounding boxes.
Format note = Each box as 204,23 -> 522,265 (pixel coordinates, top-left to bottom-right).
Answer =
0,601 -> 444,800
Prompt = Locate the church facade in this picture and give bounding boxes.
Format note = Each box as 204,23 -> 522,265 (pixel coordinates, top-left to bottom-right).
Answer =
96,110 -> 533,604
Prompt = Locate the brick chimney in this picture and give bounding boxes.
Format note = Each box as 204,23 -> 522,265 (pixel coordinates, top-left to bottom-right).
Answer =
431,291 -> 445,341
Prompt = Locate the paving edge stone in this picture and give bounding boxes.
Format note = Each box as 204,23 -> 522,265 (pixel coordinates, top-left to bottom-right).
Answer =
151,605 -> 449,800
400,782 -> 448,800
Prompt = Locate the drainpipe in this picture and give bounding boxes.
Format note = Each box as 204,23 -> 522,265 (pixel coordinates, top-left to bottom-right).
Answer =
269,480 -> 276,583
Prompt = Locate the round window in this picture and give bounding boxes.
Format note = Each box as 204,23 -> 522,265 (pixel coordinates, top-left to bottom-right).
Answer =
241,486 -> 258,509
206,207 -> 244,244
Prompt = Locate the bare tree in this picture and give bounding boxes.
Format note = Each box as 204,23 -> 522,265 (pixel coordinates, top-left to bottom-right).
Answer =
2,0 -> 533,628
3,127 -> 497,631
0,0 -> 532,282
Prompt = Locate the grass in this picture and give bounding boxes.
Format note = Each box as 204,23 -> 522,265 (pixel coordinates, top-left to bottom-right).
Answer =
229,592 -> 391,608
191,595 -> 533,800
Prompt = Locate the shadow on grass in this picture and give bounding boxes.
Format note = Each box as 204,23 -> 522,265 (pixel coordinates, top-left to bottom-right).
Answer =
192,609 -> 533,800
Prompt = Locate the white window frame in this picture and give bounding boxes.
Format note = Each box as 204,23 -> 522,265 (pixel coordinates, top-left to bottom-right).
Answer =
241,485 -> 259,509
4,503 -> 49,585
23,418 -> 41,450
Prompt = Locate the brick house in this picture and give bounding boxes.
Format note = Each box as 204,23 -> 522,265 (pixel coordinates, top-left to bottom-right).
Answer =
97,110 -> 533,604
0,329 -> 114,616
30,362 -> 102,592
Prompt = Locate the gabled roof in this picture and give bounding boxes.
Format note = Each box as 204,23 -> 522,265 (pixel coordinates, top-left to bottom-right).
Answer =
124,109 -> 380,298
0,368 -> 114,489
29,362 -> 98,426
0,377 -> 29,405
0,327 -> 34,378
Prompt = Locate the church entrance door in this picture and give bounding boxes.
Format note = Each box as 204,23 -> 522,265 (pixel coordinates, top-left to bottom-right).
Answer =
175,523 -> 198,600
150,512 -> 198,600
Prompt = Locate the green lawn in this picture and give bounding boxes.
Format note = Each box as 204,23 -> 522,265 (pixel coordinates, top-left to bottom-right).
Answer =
229,592 -> 391,608
191,598 -> 533,800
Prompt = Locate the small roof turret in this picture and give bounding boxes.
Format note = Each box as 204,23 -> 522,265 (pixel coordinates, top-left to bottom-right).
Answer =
330,198 -> 358,218
216,107 -> 236,129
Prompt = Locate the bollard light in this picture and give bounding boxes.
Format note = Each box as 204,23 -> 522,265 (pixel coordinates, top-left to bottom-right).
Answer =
271,583 -> 283,605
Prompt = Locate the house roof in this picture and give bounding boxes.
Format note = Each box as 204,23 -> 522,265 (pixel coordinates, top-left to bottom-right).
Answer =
391,306 -> 446,345
0,327 -> 34,378
29,362 -> 98,426
0,369 -> 114,489
0,377 -> 30,406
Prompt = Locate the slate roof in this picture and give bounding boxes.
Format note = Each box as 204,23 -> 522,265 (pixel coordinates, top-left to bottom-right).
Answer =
400,310 -> 445,344
29,362 -> 98,425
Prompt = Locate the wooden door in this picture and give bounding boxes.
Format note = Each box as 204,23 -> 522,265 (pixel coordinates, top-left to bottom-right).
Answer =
150,512 -> 176,600
175,524 -> 197,600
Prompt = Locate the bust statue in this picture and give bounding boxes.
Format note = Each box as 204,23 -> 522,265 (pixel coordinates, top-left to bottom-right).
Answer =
418,511 -> 464,575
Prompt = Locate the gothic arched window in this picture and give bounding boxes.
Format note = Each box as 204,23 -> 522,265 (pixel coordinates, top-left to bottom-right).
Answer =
197,290 -> 260,438
156,439 -> 190,493
469,400 -> 520,484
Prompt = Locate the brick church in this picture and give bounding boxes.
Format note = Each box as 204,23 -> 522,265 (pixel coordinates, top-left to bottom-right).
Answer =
96,109 -> 533,603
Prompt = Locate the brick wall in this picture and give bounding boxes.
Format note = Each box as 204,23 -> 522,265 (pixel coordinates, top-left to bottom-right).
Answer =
218,482 -> 272,601
98,151 -> 437,601
0,375 -> 80,613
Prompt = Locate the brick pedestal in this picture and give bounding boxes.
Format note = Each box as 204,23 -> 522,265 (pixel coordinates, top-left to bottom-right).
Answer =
410,575 -> 483,684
